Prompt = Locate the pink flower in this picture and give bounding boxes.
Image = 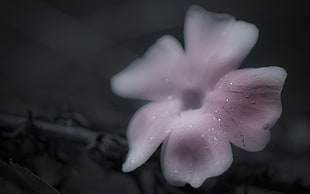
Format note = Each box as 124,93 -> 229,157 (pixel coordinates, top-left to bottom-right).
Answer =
111,5 -> 287,188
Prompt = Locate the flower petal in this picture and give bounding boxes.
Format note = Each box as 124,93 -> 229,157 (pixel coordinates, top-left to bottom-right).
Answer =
111,35 -> 184,101
122,100 -> 180,172
205,66 -> 287,151
184,5 -> 259,89
161,111 -> 232,188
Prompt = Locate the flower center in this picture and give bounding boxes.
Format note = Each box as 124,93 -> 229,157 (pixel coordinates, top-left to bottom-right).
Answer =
181,89 -> 205,110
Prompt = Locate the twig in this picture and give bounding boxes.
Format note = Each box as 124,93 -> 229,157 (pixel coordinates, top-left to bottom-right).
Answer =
0,113 -> 125,146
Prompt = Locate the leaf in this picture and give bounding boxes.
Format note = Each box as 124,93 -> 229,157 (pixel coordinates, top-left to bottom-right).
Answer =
0,159 -> 60,194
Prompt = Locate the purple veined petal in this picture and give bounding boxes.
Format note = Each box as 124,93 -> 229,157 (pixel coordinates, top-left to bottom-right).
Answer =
184,5 -> 259,89
122,100 -> 181,172
111,35 -> 185,101
161,111 -> 232,188
205,66 -> 287,151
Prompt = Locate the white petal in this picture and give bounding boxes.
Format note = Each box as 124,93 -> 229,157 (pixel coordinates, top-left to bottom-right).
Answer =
111,35 -> 184,101
205,66 -> 287,151
122,100 -> 180,172
161,111 -> 232,188
184,5 -> 259,89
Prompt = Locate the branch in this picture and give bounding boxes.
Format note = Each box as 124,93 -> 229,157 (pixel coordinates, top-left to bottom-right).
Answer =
0,112 -> 310,194
0,113 -> 124,145
0,112 -> 128,170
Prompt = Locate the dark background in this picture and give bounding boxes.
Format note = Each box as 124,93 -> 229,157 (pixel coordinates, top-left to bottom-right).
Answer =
0,0 -> 309,194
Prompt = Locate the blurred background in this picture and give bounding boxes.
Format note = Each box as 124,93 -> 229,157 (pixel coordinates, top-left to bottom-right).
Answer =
0,0 -> 309,194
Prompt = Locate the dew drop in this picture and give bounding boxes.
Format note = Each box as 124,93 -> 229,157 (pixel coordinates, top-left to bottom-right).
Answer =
229,82 -> 233,85
249,99 -> 255,104
244,93 -> 249,98
218,118 -> 222,122
213,136 -> 218,141
229,106 -> 234,111
225,98 -> 229,102
167,95 -> 173,100
207,128 -> 214,132
263,124 -> 270,130
148,136 -> 154,140
152,115 -> 156,119
200,134 -> 205,138
189,124 -> 193,128
204,146 -> 209,149
174,169 -> 178,174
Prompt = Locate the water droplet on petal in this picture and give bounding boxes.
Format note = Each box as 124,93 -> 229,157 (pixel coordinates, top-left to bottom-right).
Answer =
244,93 -> 249,98
152,115 -> 156,119
229,82 -> 233,85
213,136 -> 218,141
218,118 -> 222,122
225,98 -> 229,102
204,146 -> 209,149
229,106 -> 234,111
263,124 -> 270,130
148,136 -> 154,140
174,169 -> 178,174
200,134 -> 205,138
167,95 -> 173,100
249,99 -> 255,104
189,124 -> 193,128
